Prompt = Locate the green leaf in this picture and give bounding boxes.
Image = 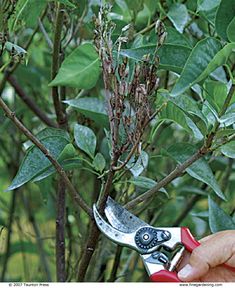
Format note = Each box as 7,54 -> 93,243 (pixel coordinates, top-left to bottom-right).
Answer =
220,111 -> 235,126
209,197 -> 235,233
37,127 -> 70,142
220,141 -> 235,158
197,0 -> 221,25
159,90 -> 208,126
171,38 -> 229,97
64,97 -> 108,127
158,44 -> 192,74
49,43 -> 101,89
128,176 -> 168,194
58,143 -> 76,162
127,151 -> 149,177
33,158 -> 82,182
136,1 -> 158,27
200,7 -> 219,25
227,16 -> 235,42
25,127 -> 70,149
157,94 -> 203,140
125,0 -> 144,14
120,44 -> 191,74
119,45 -> 156,61
203,80 -> 228,112
161,104 -> 203,139
129,176 -> 157,190
165,27 -> 192,48
164,143 -> 226,200
200,43 -> 235,82
197,0 -> 221,12
215,128 -> 235,139
74,124 -> 96,159
93,153 -> 106,173
10,0 -> 47,30
7,136 -> 70,191
215,0 -> 235,41
110,0 -> 131,22
167,3 -> 189,33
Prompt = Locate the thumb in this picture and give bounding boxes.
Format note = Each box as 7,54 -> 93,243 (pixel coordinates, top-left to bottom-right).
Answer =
178,231 -> 235,281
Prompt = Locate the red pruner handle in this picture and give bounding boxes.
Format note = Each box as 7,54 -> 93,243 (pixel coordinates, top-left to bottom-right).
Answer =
150,270 -> 180,282
181,227 -> 235,273
150,228 -> 199,282
181,227 -> 200,252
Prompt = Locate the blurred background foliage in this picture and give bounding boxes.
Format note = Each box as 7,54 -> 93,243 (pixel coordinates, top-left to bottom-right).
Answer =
0,0 -> 235,282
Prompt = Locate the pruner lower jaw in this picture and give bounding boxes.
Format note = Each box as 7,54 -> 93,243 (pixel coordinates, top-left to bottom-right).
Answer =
93,197 -> 185,277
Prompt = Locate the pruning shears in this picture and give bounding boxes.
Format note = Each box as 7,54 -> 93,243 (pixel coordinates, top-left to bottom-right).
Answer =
93,197 -> 234,282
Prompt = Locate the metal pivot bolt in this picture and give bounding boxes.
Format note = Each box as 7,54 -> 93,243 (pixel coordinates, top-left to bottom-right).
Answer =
135,227 -> 171,251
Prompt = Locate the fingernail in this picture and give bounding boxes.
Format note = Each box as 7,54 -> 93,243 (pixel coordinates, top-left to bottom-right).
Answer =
178,264 -> 193,279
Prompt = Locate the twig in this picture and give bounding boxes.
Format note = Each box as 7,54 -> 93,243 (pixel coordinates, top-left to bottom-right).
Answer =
134,22 -> 156,37
125,84 -> 235,210
0,97 -> 92,217
125,149 -> 204,210
113,104 -> 166,171
38,18 -> 53,49
63,5 -> 88,48
7,75 -> 57,127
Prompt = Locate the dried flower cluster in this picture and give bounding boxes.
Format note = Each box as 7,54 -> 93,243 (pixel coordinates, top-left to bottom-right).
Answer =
94,5 -> 166,169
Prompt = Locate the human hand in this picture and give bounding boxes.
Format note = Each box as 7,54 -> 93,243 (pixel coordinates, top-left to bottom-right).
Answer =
177,230 -> 235,282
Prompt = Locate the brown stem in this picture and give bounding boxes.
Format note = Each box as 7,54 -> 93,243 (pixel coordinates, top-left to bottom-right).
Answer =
77,154 -> 119,281
56,178 -> 66,282
7,75 -> 57,127
51,3 -> 66,127
97,168 -> 116,211
108,246 -> 123,282
76,220 -> 100,281
0,97 -> 92,217
65,207 -> 73,280
51,3 -> 67,282
76,173 -> 114,281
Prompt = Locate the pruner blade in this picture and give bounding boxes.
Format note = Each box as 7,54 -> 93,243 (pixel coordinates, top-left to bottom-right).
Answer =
105,196 -> 148,233
93,204 -> 138,250
93,198 -> 172,255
